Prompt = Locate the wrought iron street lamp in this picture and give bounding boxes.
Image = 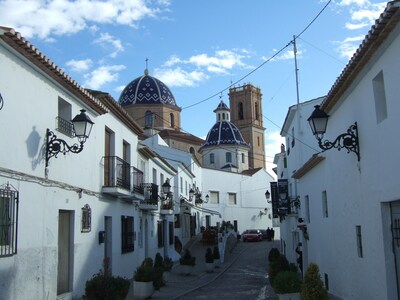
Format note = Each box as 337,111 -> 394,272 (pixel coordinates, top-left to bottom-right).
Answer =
308,105 -> 360,161
161,178 -> 171,195
265,190 -> 271,203
46,109 -> 94,168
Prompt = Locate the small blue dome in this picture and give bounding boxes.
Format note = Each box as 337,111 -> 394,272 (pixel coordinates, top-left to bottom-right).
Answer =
119,69 -> 177,107
201,121 -> 250,149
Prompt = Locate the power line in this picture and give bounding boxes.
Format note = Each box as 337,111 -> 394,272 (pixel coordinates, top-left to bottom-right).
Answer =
181,0 -> 333,111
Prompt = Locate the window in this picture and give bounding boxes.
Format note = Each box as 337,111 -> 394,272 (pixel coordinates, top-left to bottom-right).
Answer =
138,219 -> 143,248
170,113 -> 175,128
157,221 -> 164,248
226,152 -> 232,163
210,191 -> 219,204
152,168 -> 157,185
228,193 -> 236,205
305,195 -> 310,223
180,177 -> 183,193
324,273 -> 329,291
189,147 -> 195,156
291,127 -> 295,147
81,204 -> 91,233
121,216 -> 134,253
0,184 -> 18,257
57,97 -> 73,137
255,102 -> 259,120
238,102 -> 244,120
356,225 -> 363,258
322,191 -> 328,218
257,136 -> 260,147
241,153 -> 245,163
373,71 -> 387,123
222,113 -> 225,120
210,153 -> 215,164
160,173 -> 164,188
145,111 -> 154,128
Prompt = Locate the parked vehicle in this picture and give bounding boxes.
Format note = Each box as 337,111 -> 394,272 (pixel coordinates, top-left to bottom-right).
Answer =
242,229 -> 263,242
259,229 -> 268,240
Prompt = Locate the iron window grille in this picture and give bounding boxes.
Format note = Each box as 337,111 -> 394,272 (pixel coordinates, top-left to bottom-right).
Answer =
56,116 -> 74,137
121,216 -> 134,253
0,183 -> 19,257
81,204 -> 91,233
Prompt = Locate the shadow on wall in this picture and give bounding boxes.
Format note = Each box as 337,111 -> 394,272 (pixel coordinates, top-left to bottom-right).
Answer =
25,126 -> 43,170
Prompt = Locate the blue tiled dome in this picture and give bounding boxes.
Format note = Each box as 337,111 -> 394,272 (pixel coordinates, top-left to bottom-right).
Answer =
119,69 -> 177,107
201,121 -> 250,148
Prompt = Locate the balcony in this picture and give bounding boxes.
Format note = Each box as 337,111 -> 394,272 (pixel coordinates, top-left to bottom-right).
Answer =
102,156 -> 131,197
139,183 -> 159,210
132,167 -> 144,195
160,195 -> 173,215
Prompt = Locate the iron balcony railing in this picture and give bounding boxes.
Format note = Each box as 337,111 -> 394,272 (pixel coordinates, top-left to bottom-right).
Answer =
132,166 -> 144,194
103,156 -> 131,190
140,183 -> 159,206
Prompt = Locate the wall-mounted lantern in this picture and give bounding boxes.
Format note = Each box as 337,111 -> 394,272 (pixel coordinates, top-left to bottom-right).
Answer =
46,109 -> 94,168
308,105 -> 360,161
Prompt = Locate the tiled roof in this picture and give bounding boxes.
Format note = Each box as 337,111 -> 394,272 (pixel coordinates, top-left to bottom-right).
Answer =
159,129 -> 204,144
321,1 -> 400,113
0,26 -> 108,115
119,69 -> 178,108
201,121 -> 250,149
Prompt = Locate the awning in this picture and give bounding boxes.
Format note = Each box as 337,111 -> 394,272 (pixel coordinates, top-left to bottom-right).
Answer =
180,200 -> 221,217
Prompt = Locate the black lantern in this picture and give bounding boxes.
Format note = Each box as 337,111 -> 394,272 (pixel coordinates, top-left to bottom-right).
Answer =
189,187 -> 195,201
162,179 -> 171,195
46,109 -> 94,168
205,194 -> 210,203
265,190 -> 271,203
308,105 -> 360,161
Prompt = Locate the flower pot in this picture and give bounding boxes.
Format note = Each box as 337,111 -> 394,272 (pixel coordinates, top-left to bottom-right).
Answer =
277,292 -> 300,300
133,280 -> 154,300
180,264 -> 194,276
205,262 -> 214,273
163,271 -> 171,284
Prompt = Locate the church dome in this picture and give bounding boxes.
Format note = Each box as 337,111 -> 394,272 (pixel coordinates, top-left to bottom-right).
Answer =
201,121 -> 250,148
201,100 -> 249,149
119,69 -> 177,107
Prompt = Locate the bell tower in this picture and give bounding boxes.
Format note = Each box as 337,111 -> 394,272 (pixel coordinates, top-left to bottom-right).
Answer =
229,84 -> 266,169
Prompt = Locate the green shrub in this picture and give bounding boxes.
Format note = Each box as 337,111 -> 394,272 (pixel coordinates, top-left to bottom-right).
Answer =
272,271 -> 302,294
179,249 -> 196,266
268,247 -> 280,263
153,253 -> 165,290
134,258 -> 156,282
163,256 -> 173,272
84,272 -> 129,300
205,247 -> 214,263
301,263 -> 328,300
268,254 -> 290,285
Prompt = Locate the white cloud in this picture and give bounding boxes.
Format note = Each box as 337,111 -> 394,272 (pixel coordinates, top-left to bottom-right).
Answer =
94,32 -> 124,58
0,0 -> 171,39
66,59 -> 92,72
83,65 -> 126,89
154,67 -> 208,87
345,22 -> 368,30
334,34 -> 365,59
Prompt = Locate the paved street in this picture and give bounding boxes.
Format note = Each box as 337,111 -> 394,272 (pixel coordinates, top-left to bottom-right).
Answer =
130,236 -> 279,300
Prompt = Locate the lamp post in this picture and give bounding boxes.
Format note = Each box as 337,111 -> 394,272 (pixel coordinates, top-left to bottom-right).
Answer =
46,109 -> 94,168
160,179 -> 173,209
308,105 -> 360,161
265,190 -> 271,203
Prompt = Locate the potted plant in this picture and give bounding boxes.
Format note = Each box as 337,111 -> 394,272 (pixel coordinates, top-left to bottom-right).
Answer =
205,247 -> 214,273
213,246 -> 221,268
163,256 -> 174,283
179,249 -> 196,275
133,257 -> 156,299
272,270 -> 302,300
301,263 -> 328,300
268,253 -> 290,286
84,258 -> 130,300
153,253 -> 165,290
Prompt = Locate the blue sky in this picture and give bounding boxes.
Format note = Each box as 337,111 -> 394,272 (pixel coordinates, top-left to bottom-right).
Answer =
0,0 -> 387,170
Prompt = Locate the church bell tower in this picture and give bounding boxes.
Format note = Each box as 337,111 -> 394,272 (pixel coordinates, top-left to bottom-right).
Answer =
229,84 -> 266,169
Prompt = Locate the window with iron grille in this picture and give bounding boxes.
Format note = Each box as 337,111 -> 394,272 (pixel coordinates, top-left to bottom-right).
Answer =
57,97 -> 74,137
157,221 -> 164,248
0,184 -> 19,257
121,216 -> 134,253
81,204 -> 91,233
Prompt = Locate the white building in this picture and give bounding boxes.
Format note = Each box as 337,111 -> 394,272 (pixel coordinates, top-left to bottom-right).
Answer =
276,2 -> 400,299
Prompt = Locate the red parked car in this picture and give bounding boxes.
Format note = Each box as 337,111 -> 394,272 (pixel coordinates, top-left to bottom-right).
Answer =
242,229 -> 263,242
